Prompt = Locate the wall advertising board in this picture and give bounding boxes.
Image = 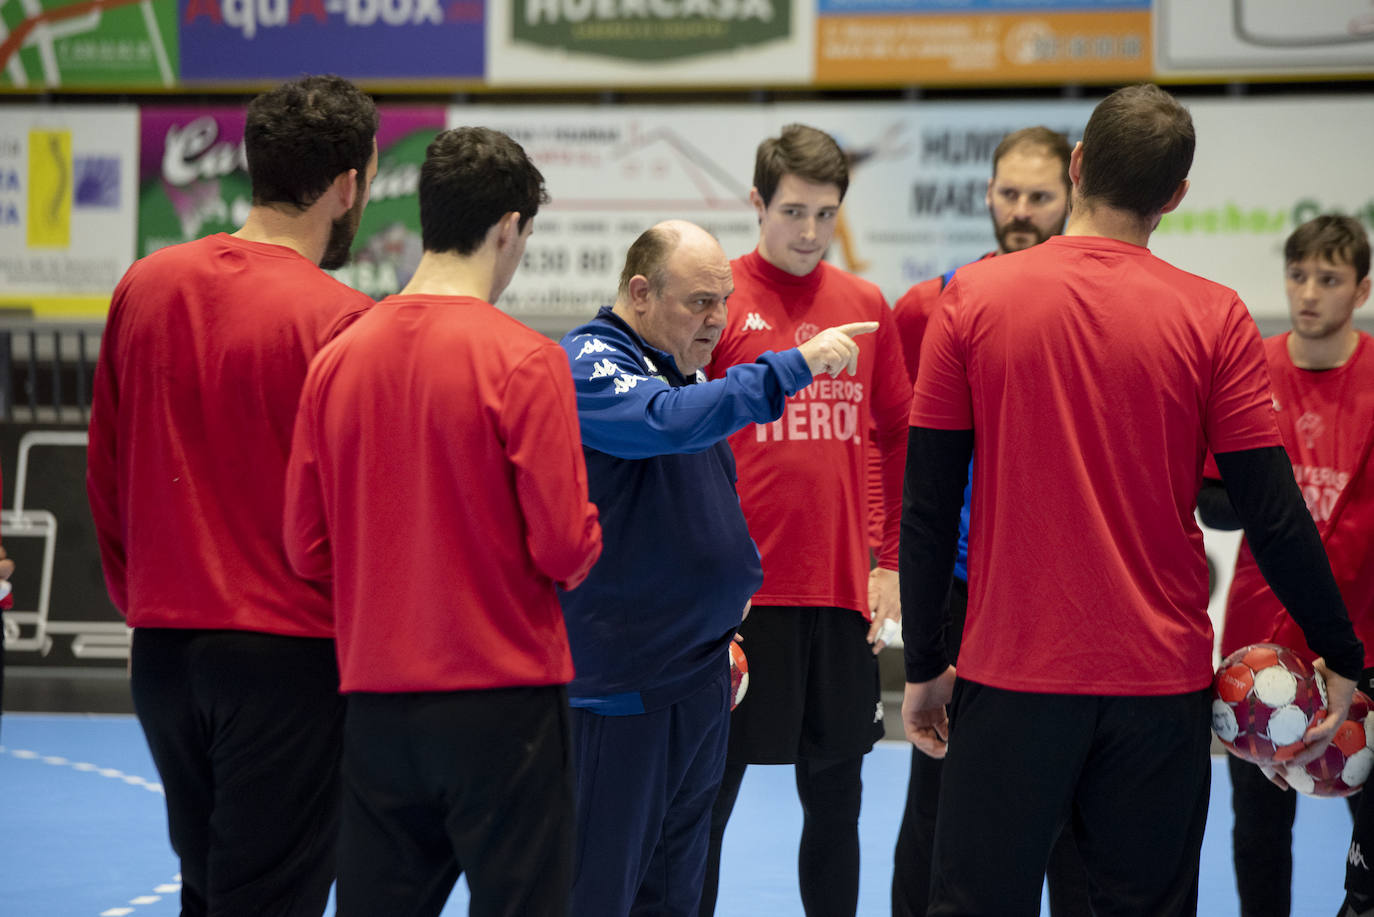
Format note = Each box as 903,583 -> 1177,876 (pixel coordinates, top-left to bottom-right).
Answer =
138,104 -> 444,299
486,0 -> 815,86
815,0 -> 1152,85
0,106 -> 138,317
1150,96 -> 1374,319
451,100 -> 1095,326
1156,0 -> 1374,77
0,0 -> 178,90
178,0 -> 484,82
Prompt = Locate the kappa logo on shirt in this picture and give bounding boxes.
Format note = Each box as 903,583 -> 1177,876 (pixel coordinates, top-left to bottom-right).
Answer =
589,359 -> 618,380
741,312 -> 773,332
613,374 -> 644,394
576,338 -> 618,360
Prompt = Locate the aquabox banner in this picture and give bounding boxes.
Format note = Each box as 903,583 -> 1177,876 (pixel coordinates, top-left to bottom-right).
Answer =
177,0 -> 484,81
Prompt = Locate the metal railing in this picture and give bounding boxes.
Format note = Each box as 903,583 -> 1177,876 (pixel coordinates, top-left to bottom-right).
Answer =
0,322 -> 105,425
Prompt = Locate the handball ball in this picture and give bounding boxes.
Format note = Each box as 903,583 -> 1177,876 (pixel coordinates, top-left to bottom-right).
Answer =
1212,643 -> 1326,764
729,641 -> 749,711
1279,690 -> 1374,798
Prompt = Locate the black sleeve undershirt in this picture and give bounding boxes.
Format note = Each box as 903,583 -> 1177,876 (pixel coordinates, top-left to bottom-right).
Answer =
900,426 -> 974,683
1213,445 -> 1364,680
1196,477 -> 1242,530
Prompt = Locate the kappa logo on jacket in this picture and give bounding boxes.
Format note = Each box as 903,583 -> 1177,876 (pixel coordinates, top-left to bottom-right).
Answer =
576,338 -> 618,360
613,374 -> 644,394
741,312 -> 772,332
589,359 -> 618,380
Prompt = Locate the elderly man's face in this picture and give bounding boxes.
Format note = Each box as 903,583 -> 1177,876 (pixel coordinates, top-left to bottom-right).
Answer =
635,238 -> 733,375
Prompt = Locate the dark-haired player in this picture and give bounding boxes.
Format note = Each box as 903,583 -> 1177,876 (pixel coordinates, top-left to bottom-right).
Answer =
701,123 -> 910,917
1199,214 -> 1374,917
88,74 -> 377,917
284,127 -> 603,916
902,84 -> 1363,916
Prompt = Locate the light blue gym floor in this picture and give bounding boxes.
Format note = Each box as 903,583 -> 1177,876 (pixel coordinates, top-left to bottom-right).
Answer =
0,713 -> 1349,916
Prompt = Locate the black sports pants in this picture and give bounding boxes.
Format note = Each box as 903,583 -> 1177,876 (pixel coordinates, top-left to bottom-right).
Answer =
929,681 -> 1213,917
130,627 -> 343,917
336,685 -> 574,917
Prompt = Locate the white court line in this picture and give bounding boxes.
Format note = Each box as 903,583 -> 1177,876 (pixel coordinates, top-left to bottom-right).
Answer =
2,744 -> 164,794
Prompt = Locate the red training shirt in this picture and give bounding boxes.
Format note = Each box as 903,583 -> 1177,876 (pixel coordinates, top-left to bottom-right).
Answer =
911,235 -> 1281,695
284,294 -> 602,693
707,250 -> 910,618
87,234 -> 373,636
1213,332 -> 1374,666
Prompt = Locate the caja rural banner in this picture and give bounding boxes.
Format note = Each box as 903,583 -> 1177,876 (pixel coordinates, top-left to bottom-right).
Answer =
138,104 -> 446,298
486,0 -> 816,86
814,0 -> 1152,85
0,106 -> 138,317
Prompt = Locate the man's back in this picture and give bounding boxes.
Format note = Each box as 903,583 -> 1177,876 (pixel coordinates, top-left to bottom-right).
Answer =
87,233 -> 372,634
912,234 -> 1280,695
288,294 -> 600,694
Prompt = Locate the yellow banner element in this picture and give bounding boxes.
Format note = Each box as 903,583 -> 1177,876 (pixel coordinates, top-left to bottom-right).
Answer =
816,10 -> 1152,86
0,295 -> 111,318
27,129 -> 73,249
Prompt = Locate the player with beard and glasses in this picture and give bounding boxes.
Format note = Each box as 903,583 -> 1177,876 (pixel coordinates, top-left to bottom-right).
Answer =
88,74 -> 378,917
889,125 -> 1087,917
1198,215 -> 1374,917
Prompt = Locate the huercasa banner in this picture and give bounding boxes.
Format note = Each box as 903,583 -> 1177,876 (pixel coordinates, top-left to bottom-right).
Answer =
487,0 -> 813,85
512,0 -> 791,60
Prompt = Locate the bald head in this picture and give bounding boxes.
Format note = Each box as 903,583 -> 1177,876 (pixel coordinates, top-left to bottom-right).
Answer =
614,220 -> 733,374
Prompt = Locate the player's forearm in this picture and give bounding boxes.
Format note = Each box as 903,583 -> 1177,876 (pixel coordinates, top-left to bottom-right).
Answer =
900,425 -> 973,682
1196,477 -> 1242,530
1215,445 -> 1364,679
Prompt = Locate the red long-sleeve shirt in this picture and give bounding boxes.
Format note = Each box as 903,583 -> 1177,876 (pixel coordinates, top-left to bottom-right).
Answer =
284,294 -> 602,693
86,234 -> 372,635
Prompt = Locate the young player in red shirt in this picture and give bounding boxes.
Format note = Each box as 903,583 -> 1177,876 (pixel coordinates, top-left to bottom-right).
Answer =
701,124 -> 910,917
87,75 -> 378,917
1198,215 -> 1374,917
284,127 -> 602,917
903,84 -> 1362,916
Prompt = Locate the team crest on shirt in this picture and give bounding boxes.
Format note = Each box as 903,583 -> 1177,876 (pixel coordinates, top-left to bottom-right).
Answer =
1296,411 -> 1325,449
795,322 -> 820,345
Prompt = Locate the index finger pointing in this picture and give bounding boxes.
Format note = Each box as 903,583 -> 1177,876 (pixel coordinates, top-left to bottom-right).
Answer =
830,321 -> 879,338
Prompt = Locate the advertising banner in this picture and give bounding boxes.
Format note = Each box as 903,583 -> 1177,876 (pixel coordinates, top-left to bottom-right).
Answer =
1156,0 -> 1374,77
486,0 -> 815,86
0,106 -> 138,316
1150,96 -> 1374,320
137,104 -> 445,299
815,0 -> 1152,85
177,0 -> 483,82
0,0 -> 178,90
451,100 -> 1095,326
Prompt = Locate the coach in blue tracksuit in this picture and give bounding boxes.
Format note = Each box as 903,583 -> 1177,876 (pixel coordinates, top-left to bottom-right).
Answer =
558,220 -> 875,917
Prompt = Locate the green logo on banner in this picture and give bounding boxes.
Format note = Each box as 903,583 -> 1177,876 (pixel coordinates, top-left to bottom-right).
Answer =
513,0 -> 789,61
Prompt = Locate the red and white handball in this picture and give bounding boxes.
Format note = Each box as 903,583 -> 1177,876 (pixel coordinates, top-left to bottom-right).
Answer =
1276,691 -> 1374,797
1212,643 -> 1326,764
729,641 -> 749,711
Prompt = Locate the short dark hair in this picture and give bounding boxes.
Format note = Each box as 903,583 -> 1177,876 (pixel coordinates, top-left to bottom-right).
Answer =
1077,84 -> 1195,219
992,126 -> 1072,194
244,75 -> 378,210
617,224 -> 681,299
753,124 -> 849,206
1286,215 -> 1371,283
418,127 -> 549,257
